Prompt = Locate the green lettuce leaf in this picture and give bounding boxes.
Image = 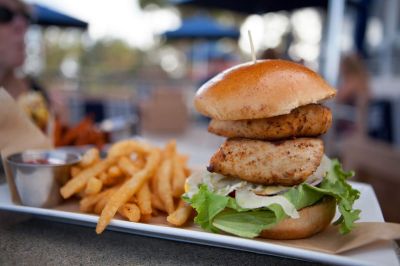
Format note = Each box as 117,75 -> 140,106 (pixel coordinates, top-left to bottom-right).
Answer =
282,182 -> 324,210
189,185 -> 229,232
320,159 -> 361,234
185,159 -> 360,238
212,209 -> 277,238
282,159 -> 360,234
185,184 -> 317,238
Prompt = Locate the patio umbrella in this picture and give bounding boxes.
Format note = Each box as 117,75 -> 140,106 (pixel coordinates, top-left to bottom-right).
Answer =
186,42 -> 236,61
31,3 -> 88,29
169,0 -> 328,14
162,14 -> 239,40
162,15 -> 239,82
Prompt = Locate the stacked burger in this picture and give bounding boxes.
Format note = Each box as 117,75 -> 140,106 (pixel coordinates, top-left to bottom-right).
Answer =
184,60 -> 361,239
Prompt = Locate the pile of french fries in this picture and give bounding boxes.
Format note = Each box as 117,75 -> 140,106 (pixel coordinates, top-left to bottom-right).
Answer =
59,139 -> 193,234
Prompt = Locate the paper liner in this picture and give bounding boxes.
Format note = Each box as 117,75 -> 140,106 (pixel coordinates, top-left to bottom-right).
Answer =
270,222 -> 400,254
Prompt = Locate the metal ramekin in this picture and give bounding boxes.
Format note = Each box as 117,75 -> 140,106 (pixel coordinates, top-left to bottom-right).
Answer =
6,150 -> 81,208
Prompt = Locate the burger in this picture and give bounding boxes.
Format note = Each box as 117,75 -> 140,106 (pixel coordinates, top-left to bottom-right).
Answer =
183,60 -> 361,239
17,91 -> 50,131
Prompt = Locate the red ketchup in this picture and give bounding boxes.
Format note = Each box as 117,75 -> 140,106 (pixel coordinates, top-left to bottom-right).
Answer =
25,159 -> 51,164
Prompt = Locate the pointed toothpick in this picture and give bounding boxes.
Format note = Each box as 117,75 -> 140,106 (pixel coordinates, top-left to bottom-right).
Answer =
248,30 -> 256,64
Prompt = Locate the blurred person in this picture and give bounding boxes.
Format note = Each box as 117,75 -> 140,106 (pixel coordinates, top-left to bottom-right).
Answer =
336,53 -> 370,136
259,48 -> 281,60
337,53 -> 370,105
0,0 -> 50,131
259,48 -> 308,65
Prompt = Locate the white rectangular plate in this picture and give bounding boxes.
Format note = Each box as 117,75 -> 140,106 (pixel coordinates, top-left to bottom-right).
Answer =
0,182 -> 398,266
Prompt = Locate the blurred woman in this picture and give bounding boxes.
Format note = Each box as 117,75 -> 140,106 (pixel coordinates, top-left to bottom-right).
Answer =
337,53 -> 370,105
336,53 -> 370,136
0,0 -> 49,131
0,0 -> 29,95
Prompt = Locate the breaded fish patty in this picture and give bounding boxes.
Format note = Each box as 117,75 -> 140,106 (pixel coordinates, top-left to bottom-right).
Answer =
208,104 -> 331,140
208,138 -> 324,186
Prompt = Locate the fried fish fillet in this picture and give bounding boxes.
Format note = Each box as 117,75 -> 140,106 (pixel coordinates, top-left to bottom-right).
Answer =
208,138 -> 324,186
208,104 -> 332,140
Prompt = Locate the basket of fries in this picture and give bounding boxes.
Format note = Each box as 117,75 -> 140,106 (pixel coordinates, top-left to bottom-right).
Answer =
59,139 -> 194,233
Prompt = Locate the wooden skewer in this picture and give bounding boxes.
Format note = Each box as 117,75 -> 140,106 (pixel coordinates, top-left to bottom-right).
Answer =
248,30 -> 256,64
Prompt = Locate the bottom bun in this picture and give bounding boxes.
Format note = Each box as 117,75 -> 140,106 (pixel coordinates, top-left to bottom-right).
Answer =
260,197 -> 336,240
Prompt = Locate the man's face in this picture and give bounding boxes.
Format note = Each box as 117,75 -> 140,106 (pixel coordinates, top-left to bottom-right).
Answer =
0,0 -> 29,70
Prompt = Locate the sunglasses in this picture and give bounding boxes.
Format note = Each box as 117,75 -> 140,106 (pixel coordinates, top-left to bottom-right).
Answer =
0,5 -> 31,24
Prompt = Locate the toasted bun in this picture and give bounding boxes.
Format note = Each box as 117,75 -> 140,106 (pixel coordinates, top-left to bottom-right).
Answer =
194,60 -> 336,120
260,197 -> 336,240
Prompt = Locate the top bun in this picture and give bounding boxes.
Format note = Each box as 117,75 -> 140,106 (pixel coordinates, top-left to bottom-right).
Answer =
194,60 -> 336,120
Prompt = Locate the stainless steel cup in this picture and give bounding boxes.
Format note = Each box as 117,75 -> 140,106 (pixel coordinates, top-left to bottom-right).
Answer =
6,150 -> 81,208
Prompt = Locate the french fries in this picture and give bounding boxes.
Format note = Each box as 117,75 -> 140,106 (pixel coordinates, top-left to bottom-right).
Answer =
107,139 -> 152,158
94,194 -> 111,215
118,203 -> 141,222
80,191 -> 105,213
70,166 -> 81,178
137,182 -> 152,218
85,177 -> 103,195
167,200 -> 193,226
80,148 -> 100,168
117,156 -> 153,219
96,148 -> 161,234
99,171 -> 122,186
172,154 -> 186,197
107,166 -> 122,179
118,156 -> 142,176
156,159 -> 174,214
79,187 -> 117,213
59,139 -> 192,234
151,193 -> 166,212
60,157 -> 118,199
163,140 -> 176,158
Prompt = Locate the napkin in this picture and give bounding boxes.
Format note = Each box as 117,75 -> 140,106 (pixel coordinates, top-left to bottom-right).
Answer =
0,88 -> 53,203
269,222 -> 400,254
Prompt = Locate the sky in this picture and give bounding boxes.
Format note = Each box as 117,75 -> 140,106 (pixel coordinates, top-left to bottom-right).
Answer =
25,0 -> 180,50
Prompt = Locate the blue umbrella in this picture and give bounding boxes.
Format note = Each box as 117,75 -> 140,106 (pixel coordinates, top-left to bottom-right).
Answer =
170,0 -> 327,14
31,4 -> 88,29
187,42 -> 236,62
163,14 -> 239,40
